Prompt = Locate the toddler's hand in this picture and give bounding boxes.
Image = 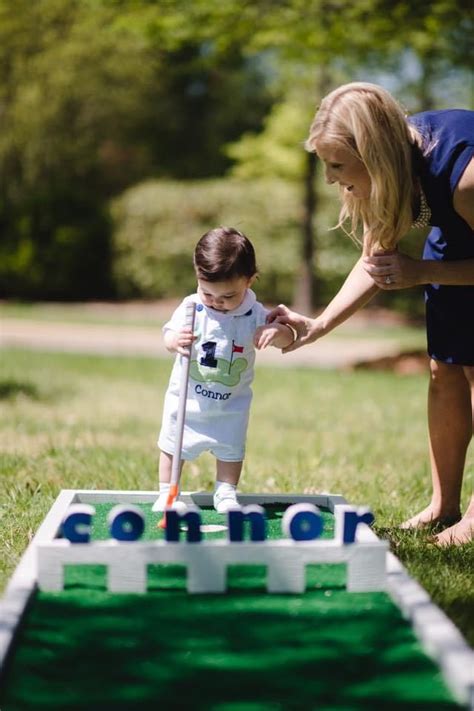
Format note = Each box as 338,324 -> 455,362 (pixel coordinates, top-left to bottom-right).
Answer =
175,327 -> 196,355
254,324 -> 281,350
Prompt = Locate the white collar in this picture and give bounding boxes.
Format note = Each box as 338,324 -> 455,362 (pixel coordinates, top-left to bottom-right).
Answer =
195,289 -> 257,318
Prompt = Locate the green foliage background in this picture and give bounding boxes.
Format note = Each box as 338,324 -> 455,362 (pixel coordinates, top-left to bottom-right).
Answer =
111,178 -> 326,304
0,0 -> 471,304
0,0 -> 275,300
111,176 -> 428,314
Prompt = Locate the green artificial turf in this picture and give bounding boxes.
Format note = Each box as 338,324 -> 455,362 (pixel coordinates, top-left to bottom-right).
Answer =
0,505 -> 463,710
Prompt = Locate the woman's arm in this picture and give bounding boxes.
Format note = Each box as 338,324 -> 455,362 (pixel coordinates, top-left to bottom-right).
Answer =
454,155 -> 474,230
365,156 -> 474,289
267,257 -> 379,352
363,252 -> 474,289
314,256 -> 380,333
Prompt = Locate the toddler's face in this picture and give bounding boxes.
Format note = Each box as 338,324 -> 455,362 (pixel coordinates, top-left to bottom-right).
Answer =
197,276 -> 254,313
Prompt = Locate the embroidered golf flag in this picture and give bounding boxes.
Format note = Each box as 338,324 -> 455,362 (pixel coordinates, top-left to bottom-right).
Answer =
229,340 -> 244,372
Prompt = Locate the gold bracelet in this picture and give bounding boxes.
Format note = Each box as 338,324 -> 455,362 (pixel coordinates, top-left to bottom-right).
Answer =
284,323 -> 298,344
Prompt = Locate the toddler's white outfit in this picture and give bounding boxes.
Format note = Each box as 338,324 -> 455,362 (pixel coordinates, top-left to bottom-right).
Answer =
158,289 -> 267,463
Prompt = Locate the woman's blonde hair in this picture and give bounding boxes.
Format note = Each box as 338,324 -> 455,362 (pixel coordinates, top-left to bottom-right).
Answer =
305,82 -> 422,254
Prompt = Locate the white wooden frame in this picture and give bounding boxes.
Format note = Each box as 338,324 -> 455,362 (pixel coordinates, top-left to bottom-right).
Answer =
0,489 -> 472,707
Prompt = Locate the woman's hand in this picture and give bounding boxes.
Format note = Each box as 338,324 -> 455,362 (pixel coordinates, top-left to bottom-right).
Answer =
362,250 -> 422,289
265,304 -> 320,353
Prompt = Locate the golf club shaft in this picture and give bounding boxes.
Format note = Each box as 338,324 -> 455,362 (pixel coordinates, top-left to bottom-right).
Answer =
170,299 -> 196,488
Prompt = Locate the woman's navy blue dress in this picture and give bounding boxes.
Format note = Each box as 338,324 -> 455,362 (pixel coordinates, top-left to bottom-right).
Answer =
409,109 -> 474,365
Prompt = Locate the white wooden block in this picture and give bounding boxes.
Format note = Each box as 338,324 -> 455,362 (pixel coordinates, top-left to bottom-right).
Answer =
37,540 -> 70,592
36,537 -> 388,595
108,547 -> 147,593
187,550 -> 226,594
388,573 -> 431,617
440,650 -> 474,710
412,605 -> 469,656
266,552 -> 305,593
346,544 -> 387,592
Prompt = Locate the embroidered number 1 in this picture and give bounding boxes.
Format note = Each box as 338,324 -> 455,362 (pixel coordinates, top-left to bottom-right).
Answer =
200,341 -> 218,368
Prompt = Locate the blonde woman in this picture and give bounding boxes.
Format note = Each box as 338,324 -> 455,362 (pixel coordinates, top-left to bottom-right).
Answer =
268,82 -> 474,545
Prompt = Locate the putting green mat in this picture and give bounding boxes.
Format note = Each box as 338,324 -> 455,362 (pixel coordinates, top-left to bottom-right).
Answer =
0,505 -> 463,710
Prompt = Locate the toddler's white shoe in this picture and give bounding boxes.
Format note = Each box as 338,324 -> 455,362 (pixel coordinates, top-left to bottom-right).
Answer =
152,484 -> 177,512
213,483 -> 239,513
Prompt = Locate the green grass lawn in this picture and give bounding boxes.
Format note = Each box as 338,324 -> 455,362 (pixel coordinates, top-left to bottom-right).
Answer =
0,300 -> 170,327
0,347 -> 472,647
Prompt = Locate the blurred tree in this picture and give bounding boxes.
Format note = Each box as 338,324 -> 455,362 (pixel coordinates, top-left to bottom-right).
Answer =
0,0 -> 471,302
0,0 -> 275,298
346,0 -> 473,114
225,91 -> 327,311
226,98 -> 312,182
0,0 -> 158,297
218,0 -> 473,310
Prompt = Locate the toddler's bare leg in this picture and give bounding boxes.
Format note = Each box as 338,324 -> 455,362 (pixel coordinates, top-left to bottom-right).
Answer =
216,459 -> 243,486
158,450 -> 174,484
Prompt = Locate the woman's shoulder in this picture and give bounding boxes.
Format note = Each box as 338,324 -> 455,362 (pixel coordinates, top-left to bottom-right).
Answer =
409,109 -> 474,147
410,108 -> 474,127
410,110 -> 474,183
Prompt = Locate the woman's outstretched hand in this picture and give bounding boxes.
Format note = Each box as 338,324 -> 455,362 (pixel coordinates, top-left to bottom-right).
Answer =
265,304 -> 318,353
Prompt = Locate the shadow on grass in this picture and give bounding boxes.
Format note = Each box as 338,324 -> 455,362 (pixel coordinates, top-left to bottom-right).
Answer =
0,379 -> 40,401
0,378 -> 73,404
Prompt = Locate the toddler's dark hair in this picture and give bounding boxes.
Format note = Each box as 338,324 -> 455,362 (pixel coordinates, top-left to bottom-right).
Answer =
194,226 -> 258,281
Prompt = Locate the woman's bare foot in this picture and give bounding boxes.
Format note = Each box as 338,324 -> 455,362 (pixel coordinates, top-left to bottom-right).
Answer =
433,514 -> 474,546
400,506 -> 461,530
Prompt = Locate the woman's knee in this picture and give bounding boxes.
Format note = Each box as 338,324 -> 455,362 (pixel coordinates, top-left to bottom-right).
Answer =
462,365 -> 474,386
429,359 -> 465,389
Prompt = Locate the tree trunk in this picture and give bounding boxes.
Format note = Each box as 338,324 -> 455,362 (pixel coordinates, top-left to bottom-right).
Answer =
292,64 -> 331,314
292,150 -> 317,313
418,52 -> 436,111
